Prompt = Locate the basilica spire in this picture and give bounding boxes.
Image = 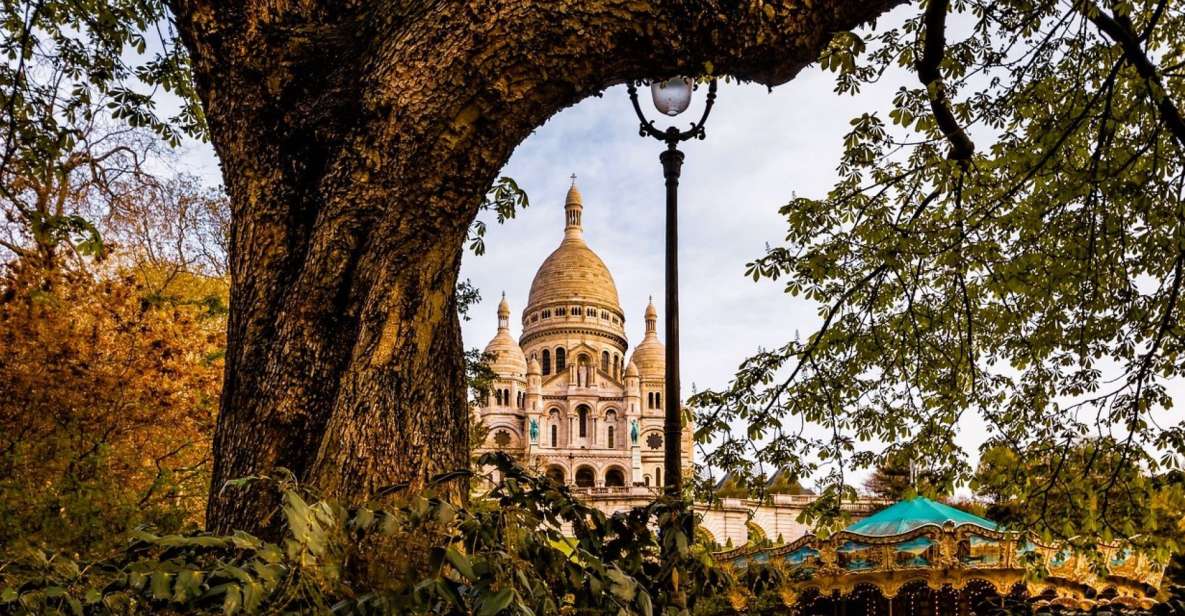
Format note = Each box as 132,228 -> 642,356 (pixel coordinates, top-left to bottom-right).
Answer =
645,296 -> 657,335
564,174 -> 583,240
497,292 -> 510,330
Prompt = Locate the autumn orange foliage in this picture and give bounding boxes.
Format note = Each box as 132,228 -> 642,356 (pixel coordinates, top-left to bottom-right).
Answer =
0,261 -> 225,553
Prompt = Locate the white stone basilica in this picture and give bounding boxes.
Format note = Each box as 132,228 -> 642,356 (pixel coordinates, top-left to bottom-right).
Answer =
475,181 -> 693,490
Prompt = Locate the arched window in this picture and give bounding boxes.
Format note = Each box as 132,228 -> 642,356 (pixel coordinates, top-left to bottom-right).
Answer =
601,351 -> 609,373
647,392 -> 654,409
551,424 -> 558,448
607,426 -> 615,449
655,467 -> 662,487
605,467 -> 625,487
555,347 -> 566,372
656,392 -> 662,409
542,349 -> 551,375
578,405 -> 589,438
495,389 -> 503,405
502,389 -> 510,406
575,466 -> 595,487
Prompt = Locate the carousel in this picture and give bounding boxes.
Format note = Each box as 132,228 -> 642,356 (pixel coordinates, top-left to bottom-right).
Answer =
717,497 -> 1165,614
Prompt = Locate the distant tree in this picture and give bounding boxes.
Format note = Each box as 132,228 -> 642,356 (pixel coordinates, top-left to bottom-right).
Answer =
766,470 -> 814,496
861,448 -> 954,500
0,0 -> 201,271
105,174 -> 231,284
971,439 -> 1185,555
862,457 -> 912,501
714,474 -> 751,499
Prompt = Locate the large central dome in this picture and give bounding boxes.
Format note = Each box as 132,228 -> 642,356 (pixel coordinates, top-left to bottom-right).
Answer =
525,183 -> 621,312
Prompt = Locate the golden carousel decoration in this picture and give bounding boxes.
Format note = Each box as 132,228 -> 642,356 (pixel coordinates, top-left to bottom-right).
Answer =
716,497 -> 1165,614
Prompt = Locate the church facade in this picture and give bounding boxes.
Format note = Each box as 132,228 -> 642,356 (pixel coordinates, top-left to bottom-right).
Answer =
475,181 -> 693,490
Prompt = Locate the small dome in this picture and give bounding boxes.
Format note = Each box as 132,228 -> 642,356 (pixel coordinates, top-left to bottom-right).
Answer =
565,182 -> 582,207
625,360 -> 640,378
629,337 -> 664,378
484,330 -> 527,378
628,299 -> 664,379
528,355 -> 541,375
485,297 -> 527,378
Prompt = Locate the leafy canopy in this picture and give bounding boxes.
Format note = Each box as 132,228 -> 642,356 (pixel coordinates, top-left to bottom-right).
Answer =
691,0 -> 1185,555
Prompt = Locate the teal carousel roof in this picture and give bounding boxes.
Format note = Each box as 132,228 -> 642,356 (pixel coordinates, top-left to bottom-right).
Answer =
714,496 -> 1164,612
843,496 -> 997,537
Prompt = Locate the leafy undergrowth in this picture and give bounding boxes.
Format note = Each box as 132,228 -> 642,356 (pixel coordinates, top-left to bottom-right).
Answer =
0,453 -> 731,615
1,452 -> 1178,615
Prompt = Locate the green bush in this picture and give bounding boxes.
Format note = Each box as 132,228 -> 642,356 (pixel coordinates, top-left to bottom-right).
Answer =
0,454 -> 734,615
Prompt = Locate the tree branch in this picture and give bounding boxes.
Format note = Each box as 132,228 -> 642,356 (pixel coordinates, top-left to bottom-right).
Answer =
1085,2 -> 1185,150
916,0 -> 974,162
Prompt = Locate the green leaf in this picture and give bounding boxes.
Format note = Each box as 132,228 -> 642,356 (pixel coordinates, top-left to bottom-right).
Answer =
477,587 -> 514,616
222,584 -> 241,615
444,546 -> 477,581
150,572 -> 173,601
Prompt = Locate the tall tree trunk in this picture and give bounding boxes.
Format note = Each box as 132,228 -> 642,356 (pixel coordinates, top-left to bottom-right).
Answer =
169,0 -> 901,535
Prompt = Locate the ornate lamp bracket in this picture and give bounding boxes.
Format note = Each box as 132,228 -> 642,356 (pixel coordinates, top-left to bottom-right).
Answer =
626,78 -> 718,147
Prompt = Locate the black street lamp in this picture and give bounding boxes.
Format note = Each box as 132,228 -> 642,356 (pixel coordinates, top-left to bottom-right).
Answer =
626,77 -> 717,500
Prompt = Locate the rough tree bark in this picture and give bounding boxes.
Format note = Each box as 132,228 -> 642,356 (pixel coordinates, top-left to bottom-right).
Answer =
168,0 -> 902,534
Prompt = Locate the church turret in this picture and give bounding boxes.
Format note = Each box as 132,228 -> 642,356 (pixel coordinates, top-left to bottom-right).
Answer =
483,293 -> 527,382
630,299 -> 664,375
526,357 -> 542,410
625,360 -> 641,413
564,177 -> 583,239
525,356 -> 542,452
625,359 -> 644,485
497,293 -> 511,328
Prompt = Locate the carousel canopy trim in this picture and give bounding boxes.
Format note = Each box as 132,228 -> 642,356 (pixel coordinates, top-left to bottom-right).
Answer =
843,497 -> 998,537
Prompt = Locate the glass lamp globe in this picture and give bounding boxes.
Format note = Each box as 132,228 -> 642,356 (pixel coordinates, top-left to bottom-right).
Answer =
650,77 -> 694,116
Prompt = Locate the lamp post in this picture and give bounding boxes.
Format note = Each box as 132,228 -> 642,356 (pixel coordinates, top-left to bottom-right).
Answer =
626,77 -> 717,500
